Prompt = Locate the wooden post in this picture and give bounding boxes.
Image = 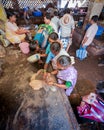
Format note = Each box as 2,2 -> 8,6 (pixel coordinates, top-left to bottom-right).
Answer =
83,0 -> 104,30
82,0 -> 95,30
90,0 -> 104,18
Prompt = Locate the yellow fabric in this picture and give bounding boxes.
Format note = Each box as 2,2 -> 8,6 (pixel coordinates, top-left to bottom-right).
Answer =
6,34 -> 26,44
0,3 -> 7,22
5,21 -> 26,44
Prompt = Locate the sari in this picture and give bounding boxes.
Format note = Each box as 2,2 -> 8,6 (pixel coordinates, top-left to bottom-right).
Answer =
5,21 -> 26,44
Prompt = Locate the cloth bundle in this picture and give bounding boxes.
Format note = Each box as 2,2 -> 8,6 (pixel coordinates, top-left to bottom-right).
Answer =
77,93 -> 104,122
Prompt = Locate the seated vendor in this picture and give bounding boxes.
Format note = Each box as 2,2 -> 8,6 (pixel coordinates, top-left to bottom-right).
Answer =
5,12 -> 29,44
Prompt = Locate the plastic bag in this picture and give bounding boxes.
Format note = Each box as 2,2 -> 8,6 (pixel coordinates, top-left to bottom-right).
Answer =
76,46 -> 87,60
77,93 -> 104,122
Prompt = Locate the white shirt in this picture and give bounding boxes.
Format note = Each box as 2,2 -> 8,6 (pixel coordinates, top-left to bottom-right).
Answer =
5,21 -> 19,33
49,21 -> 58,33
59,14 -> 75,37
51,16 -> 59,32
84,23 -> 98,46
52,49 -> 69,69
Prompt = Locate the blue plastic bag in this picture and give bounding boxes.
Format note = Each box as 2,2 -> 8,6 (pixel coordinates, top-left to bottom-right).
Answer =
76,46 -> 87,60
32,11 -> 42,17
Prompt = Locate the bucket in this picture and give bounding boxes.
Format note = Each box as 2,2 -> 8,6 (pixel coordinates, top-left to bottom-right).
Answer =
27,54 -> 40,63
19,42 -> 30,54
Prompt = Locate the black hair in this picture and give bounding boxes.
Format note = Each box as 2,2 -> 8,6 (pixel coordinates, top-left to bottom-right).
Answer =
6,12 -> 16,19
45,13 -> 51,20
57,55 -> 71,67
91,15 -> 99,22
48,32 -> 58,40
50,42 -> 61,53
54,11 -> 58,16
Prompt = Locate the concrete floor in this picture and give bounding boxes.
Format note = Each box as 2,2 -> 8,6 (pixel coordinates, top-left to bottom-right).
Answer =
0,45 -> 104,130
69,46 -> 104,130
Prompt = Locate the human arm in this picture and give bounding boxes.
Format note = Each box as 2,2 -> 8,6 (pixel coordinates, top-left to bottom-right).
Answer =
43,52 -> 55,79
6,22 -> 29,35
15,28 -> 30,35
70,16 -> 75,38
66,38 -> 72,52
50,70 -> 58,75
48,81 -> 72,89
40,54 -> 47,57
81,36 -> 88,46
81,25 -> 94,46
44,63 -> 48,71
70,29 -> 74,38
44,52 -> 54,71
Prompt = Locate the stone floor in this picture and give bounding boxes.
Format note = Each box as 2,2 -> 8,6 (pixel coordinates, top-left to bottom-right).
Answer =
0,46 -> 79,130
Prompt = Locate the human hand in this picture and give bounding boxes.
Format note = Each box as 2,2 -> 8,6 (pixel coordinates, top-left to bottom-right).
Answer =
36,45 -> 39,49
70,34 -> 72,38
81,44 -> 85,48
26,30 -> 30,33
44,72 -> 51,82
45,72 -> 51,81
48,81 -> 54,86
19,28 -> 29,33
43,70 -> 47,80
50,70 -> 58,75
40,54 -> 46,57
23,29 -> 30,33
19,27 -> 24,30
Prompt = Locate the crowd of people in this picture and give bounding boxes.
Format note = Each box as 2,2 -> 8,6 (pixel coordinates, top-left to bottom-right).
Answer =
3,8 -> 100,96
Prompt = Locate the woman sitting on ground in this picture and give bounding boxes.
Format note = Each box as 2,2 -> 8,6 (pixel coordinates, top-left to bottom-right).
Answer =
5,12 -> 29,45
